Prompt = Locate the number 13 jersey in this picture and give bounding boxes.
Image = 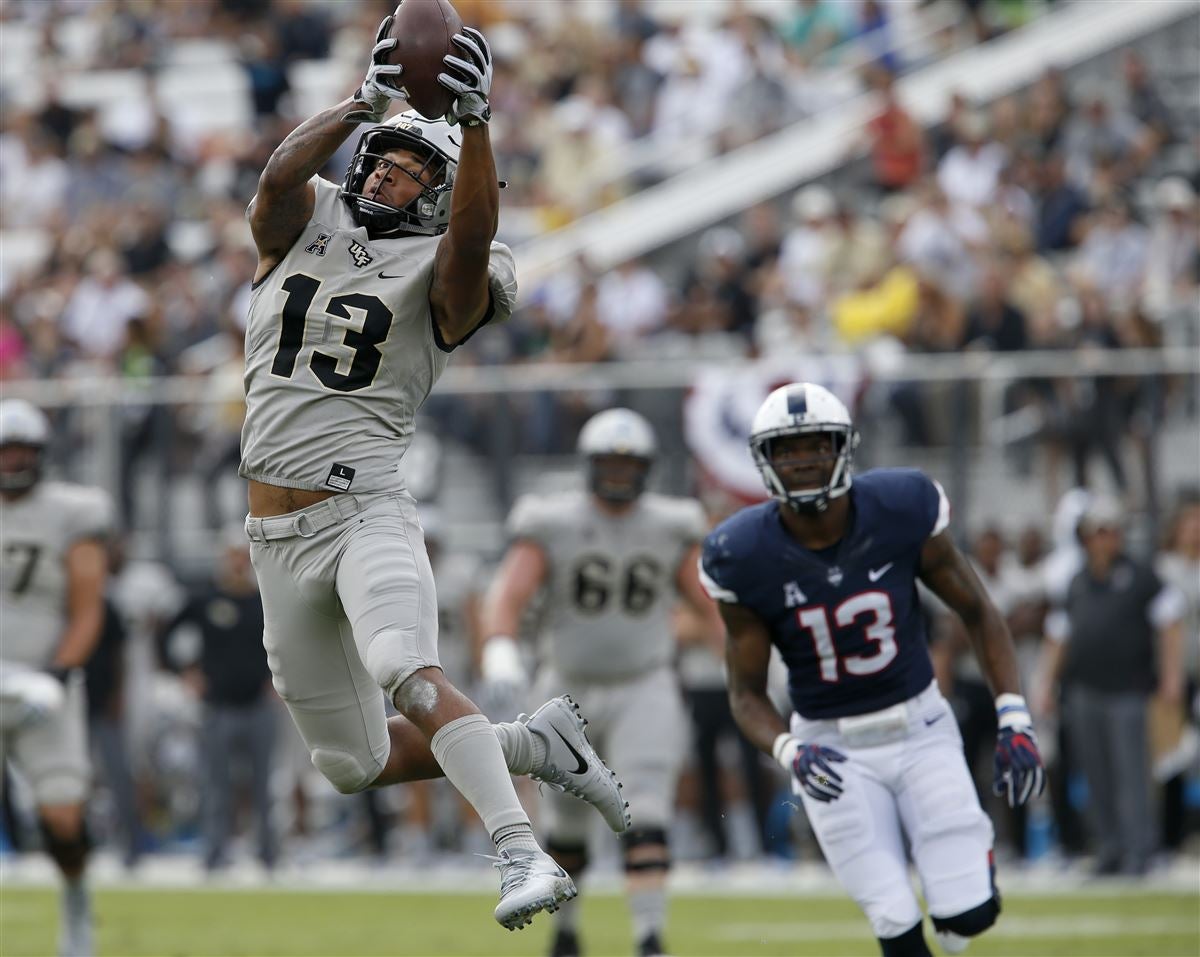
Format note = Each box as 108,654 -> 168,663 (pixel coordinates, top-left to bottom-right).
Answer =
240,176 -> 518,494
508,491 -> 707,682
700,468 -> 950,720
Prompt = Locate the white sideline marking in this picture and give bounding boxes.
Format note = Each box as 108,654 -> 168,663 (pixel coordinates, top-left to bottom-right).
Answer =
715,915 -> 1200,942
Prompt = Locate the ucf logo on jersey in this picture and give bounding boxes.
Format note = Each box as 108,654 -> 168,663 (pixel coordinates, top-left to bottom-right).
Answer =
348,240 -> 373,268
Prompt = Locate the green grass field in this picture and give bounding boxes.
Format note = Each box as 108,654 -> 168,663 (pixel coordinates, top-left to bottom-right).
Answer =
1,888 -> 1196,957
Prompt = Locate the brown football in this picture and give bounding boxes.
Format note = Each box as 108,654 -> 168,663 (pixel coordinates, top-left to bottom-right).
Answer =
381,0 -> 463,121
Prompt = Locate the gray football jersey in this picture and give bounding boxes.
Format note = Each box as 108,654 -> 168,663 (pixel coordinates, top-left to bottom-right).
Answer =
240,176 -> 518,493
0,481 -> 112,667
508,490 -> 707,681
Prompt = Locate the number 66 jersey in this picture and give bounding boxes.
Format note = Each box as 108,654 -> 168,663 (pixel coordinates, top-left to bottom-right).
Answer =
240,176 -> 518,495
508,490 -> 707,682
699,468 -> 950,720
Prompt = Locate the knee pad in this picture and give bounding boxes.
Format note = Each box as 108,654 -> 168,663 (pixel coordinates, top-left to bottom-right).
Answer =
878,920 -> 933,957
545,836 -> 589,877
932,896 -> 1001,938
311,747 -> 380,794
621,826 -> 670,874
38,818 -> 91,872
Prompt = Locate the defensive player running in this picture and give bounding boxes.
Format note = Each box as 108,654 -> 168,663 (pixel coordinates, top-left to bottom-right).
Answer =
239,17 -> 626,929
699,384 -> 1045,957
481,408 -> 724,957
0,399 -> 110,957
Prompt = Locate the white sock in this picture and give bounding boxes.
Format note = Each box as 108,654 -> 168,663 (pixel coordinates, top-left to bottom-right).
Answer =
430,714 -> 530,834
60,877 -> 92,957
493,822 -> 540,855
493,720 -> 547,775
629,886 -> 667,944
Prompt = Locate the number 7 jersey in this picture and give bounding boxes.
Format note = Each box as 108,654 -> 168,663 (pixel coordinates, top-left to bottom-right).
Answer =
700,468 -> 950,720
240,176 -> 518,494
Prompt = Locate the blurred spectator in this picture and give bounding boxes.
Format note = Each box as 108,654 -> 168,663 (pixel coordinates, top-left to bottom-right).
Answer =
897,183 -> 987,300
1035,151 -> 1089,252
676,228 -> 756,338
595,258 -> 670,350
937,111 -> 1007,210
960,263 -> 1029,352
116,315 -> 173,530
863,66 -> 926,195
85,593 -> 149,869
1141,177 -> 1199,345
1156,492 -> 1200,854
775,185 -> 839,311
1040,495 -> 1186,875
780,0 -> 846,66
160,535 -> 277,872
1122,50 -> 1177,150
1073,197 -> 1149,307
1062,87 -> 1150,196
60,248 -> 150,361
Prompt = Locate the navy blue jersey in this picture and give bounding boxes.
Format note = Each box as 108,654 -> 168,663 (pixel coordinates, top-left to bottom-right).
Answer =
700,468 -> 950,719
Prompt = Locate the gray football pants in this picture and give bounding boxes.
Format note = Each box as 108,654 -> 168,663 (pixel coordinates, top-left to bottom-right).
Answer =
246,491 -> 440,795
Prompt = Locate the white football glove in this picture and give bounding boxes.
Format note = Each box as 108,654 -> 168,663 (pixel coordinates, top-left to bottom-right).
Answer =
438,27 -> 492,127
481,635 -> 527,718
343,15 -> 409,125
0,667 -> 66,730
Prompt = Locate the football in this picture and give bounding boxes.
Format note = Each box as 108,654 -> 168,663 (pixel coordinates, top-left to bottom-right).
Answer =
381,0 -> 464,121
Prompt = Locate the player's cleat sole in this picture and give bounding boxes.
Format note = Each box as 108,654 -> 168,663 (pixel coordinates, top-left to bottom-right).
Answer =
522,695 -> 632,833
491,848 -> 577,931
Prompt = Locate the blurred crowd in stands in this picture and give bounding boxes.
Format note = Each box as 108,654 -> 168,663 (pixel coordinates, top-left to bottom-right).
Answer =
2,2 -> 1195,522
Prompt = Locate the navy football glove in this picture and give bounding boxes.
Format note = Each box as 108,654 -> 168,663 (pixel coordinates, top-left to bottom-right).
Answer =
993,694 -> 1045,808
792,743 -> 848,803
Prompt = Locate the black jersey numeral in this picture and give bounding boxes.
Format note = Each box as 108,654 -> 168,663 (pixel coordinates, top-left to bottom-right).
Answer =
270,274 -> 394,393
571,555 -> 663,616
5,543 -> 42,596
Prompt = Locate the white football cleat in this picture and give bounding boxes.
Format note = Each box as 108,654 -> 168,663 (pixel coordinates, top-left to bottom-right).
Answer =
491,848 -> 577,930
521,695 -> 631,833
935,930 -> 970,954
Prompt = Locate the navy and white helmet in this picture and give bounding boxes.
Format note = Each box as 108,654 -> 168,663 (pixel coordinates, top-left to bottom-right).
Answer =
0,398 -> 49,493
750,383 -> 860,511
577,408 -> 656,503
340,111 -> 460,237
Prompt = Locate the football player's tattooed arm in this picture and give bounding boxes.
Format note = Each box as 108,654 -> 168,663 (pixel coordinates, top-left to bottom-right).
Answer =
721,602 -> 789,754
49,539 -> 107,671
430,124 -> 498,345
918,531 -> 1022,696
676,544 -> 726,659
248,99 -> 362,280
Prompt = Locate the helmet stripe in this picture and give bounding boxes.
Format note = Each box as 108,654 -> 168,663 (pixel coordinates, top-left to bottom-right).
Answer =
786,386 -> 808,416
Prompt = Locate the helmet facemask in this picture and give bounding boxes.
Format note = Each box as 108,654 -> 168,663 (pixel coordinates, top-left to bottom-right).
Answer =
0,443 -> 44,494
587,453 -> 651,504
751,424 -> 859,513
341,125 -> 456,237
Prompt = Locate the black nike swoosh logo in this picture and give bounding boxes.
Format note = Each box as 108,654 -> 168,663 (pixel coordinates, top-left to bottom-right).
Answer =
377,271 -> 405,279
924,713 -> 946,727
552,728 -> 588,774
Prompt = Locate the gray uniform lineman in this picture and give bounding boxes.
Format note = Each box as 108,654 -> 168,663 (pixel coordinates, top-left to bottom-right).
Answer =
239,17 -> 626,932
0,480 -> 111,800
481,409 -> 725,957
0,399 -> 109,957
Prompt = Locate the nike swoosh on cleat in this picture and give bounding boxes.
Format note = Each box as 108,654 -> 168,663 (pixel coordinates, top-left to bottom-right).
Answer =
868,562 -> 895,582
552,728 -> 588,774
377,271 -> 405,279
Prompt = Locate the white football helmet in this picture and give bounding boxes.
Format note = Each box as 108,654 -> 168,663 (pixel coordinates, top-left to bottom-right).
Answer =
341,111 -> 461,236
0,398 -> 49,493
749,383 -> 860,512
577,408 -> 656,503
